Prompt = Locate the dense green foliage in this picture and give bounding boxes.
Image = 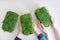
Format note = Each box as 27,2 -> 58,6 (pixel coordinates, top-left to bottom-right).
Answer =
35,7 -> 52,27
2,11 -> 19,32
20,13 -> 34,35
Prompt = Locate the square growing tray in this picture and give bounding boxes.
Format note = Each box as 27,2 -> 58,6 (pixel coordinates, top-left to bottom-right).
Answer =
35,7 -> 52,27
2,11 -> 19,32
20,13 -> 34,35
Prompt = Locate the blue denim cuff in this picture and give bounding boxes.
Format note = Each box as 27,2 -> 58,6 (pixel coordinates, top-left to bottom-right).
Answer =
15,36 -> 21,40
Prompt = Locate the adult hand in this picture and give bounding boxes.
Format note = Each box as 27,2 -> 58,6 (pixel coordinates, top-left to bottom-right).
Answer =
51,16 -> 60,40
51,16 -> 55,28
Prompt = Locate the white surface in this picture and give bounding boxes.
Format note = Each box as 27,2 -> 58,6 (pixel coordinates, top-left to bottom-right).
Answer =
0,0 -> 60,40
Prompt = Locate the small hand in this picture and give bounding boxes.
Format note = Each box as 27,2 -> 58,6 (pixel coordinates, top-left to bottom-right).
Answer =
33,23 -> 41,35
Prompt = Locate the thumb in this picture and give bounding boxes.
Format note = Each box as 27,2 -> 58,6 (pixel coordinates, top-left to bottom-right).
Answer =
40,23 -> 45,29
51,16 -> 55,23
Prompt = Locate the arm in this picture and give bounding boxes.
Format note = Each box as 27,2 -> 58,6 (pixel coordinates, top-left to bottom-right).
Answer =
51,17 -> 60,40
15,21 -> 22,40
52,27 -> 60,40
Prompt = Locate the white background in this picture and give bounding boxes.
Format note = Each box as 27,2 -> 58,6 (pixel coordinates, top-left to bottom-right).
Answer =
0,0 -> 60,40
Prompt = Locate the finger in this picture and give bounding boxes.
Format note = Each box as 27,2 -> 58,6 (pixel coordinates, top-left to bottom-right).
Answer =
33,23 -> 36,30
51,16 -> 55,23
39,26 -> 43,30
39,23 -> 43,29
40,23 -> 45,29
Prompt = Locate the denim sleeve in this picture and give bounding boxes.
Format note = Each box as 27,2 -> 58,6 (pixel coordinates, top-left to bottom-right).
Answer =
37,33 -> 48,40
15,36 -> 21,40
